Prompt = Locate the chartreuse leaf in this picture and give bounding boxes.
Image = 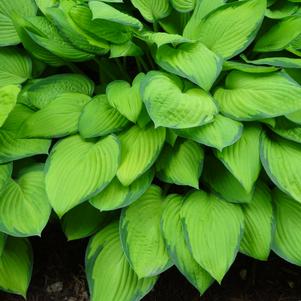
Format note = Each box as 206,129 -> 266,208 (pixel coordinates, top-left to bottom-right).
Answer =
0,85 -> 20,127
273,189 -> 301,265
170,0 -> 195,12
0,105 -> 51,164
45,135 -> 120,217
156,41 -> 223,91
156,139 -> 204,188
260,132 -> 301,204
0,163 -> 12,192
0,0 -> 37,46
35,0 -> 58,14
79,94 -> 129,139
106,73 -> 144,123
86,222 -> 157,301
254,16 -> 301,52
214,71 -> 301,121
18,73 -> 94,110
0,164 -> 51,237
185,0 -> 266,59
141,71 -> 217,129
240,182 -> 273,260
61,202 -> 114,241
176,115 -> 243,151
110,41 -> 143,58
130,0 -> 171,22
19,93 -> 91,138
266,0 -> 299,19
120,186 -> 171,278
215,126 -> 262,193
242,55 -> 301,69
90,169 -> 154,211
286,110 -> 301,124
89,1 -> 143,30
183,0 -> 225,38
223,60 -> 278,73
0,48 -> 32,86
203,156 -> 254,204
117,125 -> 166,186
181,190 -> 244,283
161,194 -> 214,294
0,237 -> 32,298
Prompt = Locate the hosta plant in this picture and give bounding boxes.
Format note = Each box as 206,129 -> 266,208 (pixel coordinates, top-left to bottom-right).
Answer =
1,0 -> 301,299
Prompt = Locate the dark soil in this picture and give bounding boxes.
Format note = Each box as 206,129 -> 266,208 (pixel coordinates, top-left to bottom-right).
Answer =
1,224 -> 301,301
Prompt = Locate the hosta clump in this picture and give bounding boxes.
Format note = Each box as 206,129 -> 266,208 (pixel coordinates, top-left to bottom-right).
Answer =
1,0 -> 301,299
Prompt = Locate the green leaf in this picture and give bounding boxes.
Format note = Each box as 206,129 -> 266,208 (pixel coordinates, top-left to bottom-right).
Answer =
161,194 -> 214,294
45,134 -> 120,217
0,237 -> 32,298
106,73 -> 145,123
156,139 -> 204,188
79,94 -> 129,139
214,71 -> 301,121
110,41 -> 143,58
242,55 -> 301,69
90,169 -> 154,211
141,71 -> 218,129
181,190 -> 244,283
286,110 -> 301,124
215,126 -> 262,193
266,0 -> 300,19
170,0 -> 195,12
0,0 -> 37,46
272,189 -> 301,265
86,222 -> 157,301
0,163 -> 12,192
260,131 -> 301,204
0,85 -> 20,127
175,114 -> 243,151
117,125 -> 166,186
0,105 -> 51,164
0,233 -> 6,256
120,186 -> 171,278
155,41 -> 223,91
185,0 -> 266,59
61,202 -> 113,241
0,164 -> 51,237
203,156 -> 254,204
254,16 -> 301,52
223,60 -> 279,73
18,73 -> 94,110
18,93 -> 91,138
89,1 -> 143,30
240,182 -> 273,260
35,0 -> 58,14
130,0 -> 171,22
0,48 -> 32,86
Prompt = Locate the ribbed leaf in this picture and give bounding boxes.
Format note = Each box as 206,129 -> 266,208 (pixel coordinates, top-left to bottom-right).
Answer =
156,139 -> 204,188
240,182 -> 273,260
254,16 -> 301,52
61,202 -> 113,241
106,73 -> 144,123
0,237 -> 32,298
186,0 -> 266,59
181,190 -> 244,283
273,189 -> 301,265
223,60 -> 278,73
45,134 -> 120,217
86,222 -> 157,301
117,125 -> 165,186
0,163 -> 12,192
176,114 -> 243,151
156,41 -> 223,91
19,93 -> 91,138
203,156 -> 254,204
120,186 -> 171,278
260,131 -> 301,204
266,0 -> 299,19
0,164 -> 51,237
90,169 -> 154,211
141,71 -> 218,129
18,73 -> 94,110
110,41 -> 143,58
161,194 -> 214,294
79,94 -> 129,139
242,55 -> 301,68
214,71 -> 301,121
0,48 -> 31,86
0,105 -> 51,164
0,85 -> 20,127
170,0 -> 195,12
130,0 -> 171,22
35,0 -> 58,14
215,126 -> 262,193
